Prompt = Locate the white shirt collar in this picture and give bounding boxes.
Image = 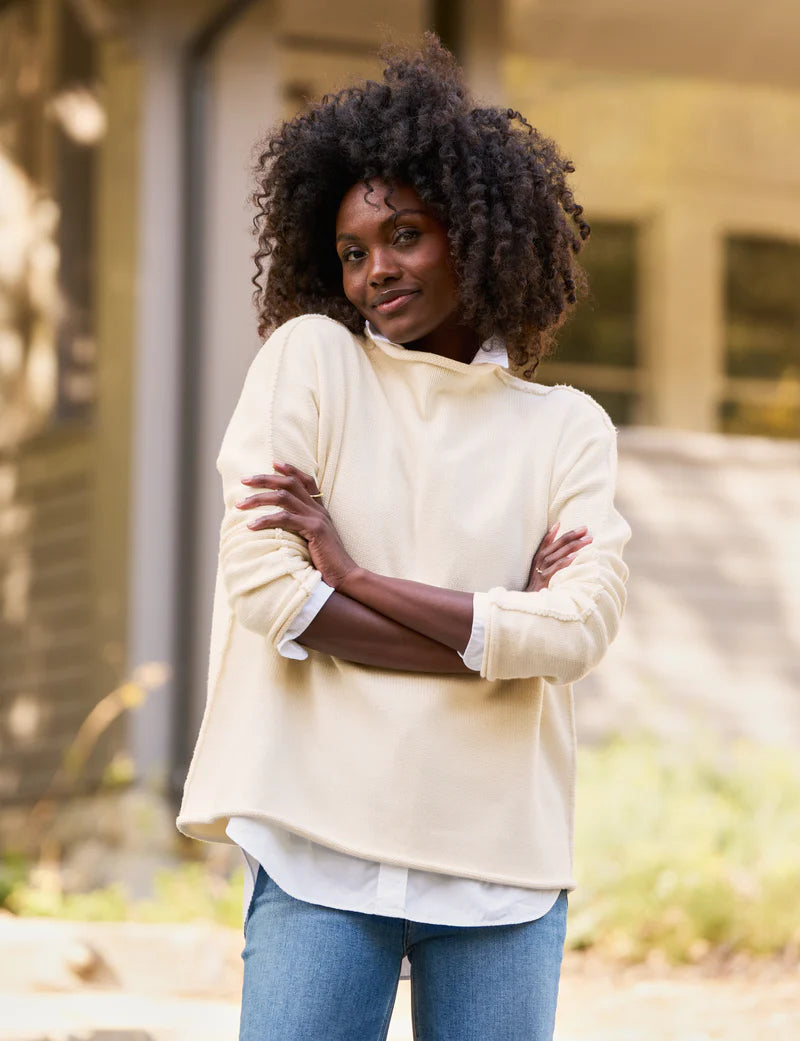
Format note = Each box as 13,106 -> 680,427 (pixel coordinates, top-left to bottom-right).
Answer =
364,321 -> 509,369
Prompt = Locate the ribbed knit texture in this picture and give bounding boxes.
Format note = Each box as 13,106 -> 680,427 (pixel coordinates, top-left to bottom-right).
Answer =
177,315 -> 631,889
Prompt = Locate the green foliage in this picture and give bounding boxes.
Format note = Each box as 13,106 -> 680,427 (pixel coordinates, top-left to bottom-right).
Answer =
568,737 -> 800,963
135,863 -> 244,929
6,863 -> 245,930
8,881 -> 131,921
0,851 -> 29,908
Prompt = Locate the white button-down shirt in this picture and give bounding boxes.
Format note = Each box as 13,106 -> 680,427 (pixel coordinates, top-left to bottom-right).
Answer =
227,323 -> 560,926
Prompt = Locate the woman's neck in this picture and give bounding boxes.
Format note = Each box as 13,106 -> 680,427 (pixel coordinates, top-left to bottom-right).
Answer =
405,316 -> 481,365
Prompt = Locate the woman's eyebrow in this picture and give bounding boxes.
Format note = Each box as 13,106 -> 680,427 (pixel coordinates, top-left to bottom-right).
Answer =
336,209 -> 427,242
387,208 -> 426,222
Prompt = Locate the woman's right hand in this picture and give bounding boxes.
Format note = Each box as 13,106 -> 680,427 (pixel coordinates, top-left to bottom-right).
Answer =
525,524 -> 592,592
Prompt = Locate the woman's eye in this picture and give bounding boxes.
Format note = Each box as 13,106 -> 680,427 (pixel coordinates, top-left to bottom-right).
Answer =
394,228 -> 420,245
341,248 -> 365,263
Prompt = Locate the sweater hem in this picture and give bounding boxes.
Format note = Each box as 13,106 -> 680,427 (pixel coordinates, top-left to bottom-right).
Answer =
175,810 -> 577,892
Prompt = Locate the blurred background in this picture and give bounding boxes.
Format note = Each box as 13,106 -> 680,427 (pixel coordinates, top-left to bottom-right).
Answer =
1,1 -> 799,1038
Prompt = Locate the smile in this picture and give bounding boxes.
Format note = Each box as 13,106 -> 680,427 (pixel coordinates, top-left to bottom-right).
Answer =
374,291 -> 419,315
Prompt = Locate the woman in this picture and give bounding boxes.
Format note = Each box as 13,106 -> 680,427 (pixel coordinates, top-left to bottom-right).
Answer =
177,35 -> 630,1041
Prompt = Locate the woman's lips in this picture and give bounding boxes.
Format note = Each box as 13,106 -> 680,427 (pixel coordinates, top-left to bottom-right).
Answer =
374,291 -> 419,315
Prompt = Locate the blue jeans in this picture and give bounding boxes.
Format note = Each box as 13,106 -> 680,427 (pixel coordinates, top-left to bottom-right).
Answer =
239,865 -> 568,1041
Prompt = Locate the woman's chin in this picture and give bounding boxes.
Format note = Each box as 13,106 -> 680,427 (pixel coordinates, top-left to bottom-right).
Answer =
373,319 -> 420,345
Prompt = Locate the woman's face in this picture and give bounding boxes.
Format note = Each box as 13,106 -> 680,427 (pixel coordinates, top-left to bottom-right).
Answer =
335,179 -> 464,355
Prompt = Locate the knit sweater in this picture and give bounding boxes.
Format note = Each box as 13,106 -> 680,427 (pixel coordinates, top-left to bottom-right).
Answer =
177,314 -> 631,889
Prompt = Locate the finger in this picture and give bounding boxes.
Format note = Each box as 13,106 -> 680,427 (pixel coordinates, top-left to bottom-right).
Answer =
534,523 -> 560,558
533,529 -> 584,562
241,472 -> 310,500
241,470 -> 303,490
274,461 -> 319,497
533,533 -> 589,571
538,543 -> 586,576
540,548 -> 582,577
547,527 -> 589,553
543,535 -> 592,564
541,543 -> 590,571
274,463 -> 320,500
542,533 -> 588,558
235,489 -> 304,512
246,509 -> 298,532
543,522 -> 560,546
537,549 -> 575,582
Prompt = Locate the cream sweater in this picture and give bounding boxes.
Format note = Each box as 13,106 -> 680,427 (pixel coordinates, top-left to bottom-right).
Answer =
177,315 -> 631,889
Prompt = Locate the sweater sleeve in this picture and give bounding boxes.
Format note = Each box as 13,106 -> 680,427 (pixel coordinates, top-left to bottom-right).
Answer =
480,399 -> 631,684
216,317 -> 327,648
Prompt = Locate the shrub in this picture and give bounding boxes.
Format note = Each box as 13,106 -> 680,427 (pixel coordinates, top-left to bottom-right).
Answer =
568,737 -> 800,963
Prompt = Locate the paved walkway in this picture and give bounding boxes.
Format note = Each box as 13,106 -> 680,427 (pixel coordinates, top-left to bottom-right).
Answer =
3,968 -> 800,1041
2,916 -> 798,1041
554,962 -> 800,1041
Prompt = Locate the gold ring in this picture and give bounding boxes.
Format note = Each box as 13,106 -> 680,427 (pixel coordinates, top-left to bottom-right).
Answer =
310,492 -> 323,498
535,567 -> 545,574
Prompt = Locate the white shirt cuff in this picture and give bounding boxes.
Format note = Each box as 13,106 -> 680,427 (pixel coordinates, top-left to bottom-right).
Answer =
276,580 -> 335,660
459,592 -> 489,672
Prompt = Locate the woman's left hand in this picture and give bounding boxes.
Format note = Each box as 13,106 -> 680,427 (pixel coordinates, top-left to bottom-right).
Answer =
236,463 -> 357,589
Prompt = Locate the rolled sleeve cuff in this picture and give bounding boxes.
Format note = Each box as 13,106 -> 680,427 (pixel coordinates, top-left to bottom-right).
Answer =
276,580 -> 336,660
459,592 -> 489,672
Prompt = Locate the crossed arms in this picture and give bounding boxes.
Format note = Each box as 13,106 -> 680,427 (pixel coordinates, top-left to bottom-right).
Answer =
233,463 -> 591,674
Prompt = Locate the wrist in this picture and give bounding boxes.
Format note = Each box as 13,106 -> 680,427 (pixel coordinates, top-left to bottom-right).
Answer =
336,564 -> 370,598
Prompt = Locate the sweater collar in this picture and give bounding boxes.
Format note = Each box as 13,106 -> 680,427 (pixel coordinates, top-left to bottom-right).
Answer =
364,321 -> 509,369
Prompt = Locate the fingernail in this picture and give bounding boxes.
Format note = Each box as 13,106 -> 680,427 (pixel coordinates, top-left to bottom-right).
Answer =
241,477 -> 253,484
235,499 -> 248,508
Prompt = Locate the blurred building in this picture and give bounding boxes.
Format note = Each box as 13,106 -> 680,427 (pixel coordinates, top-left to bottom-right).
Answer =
1,0 -> 798,859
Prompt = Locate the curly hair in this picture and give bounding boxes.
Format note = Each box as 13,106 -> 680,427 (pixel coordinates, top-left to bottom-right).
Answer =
251,33 -> 589,377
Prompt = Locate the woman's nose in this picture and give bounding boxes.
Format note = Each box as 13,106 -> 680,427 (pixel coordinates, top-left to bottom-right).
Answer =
368,247 -> 401,286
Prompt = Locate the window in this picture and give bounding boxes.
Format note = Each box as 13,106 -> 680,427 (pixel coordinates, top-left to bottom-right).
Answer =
721,236 -> 800,439
536,221 -> 640,426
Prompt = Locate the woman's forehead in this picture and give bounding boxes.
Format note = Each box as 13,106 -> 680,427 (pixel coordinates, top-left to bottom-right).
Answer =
335,180 -> 429,231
